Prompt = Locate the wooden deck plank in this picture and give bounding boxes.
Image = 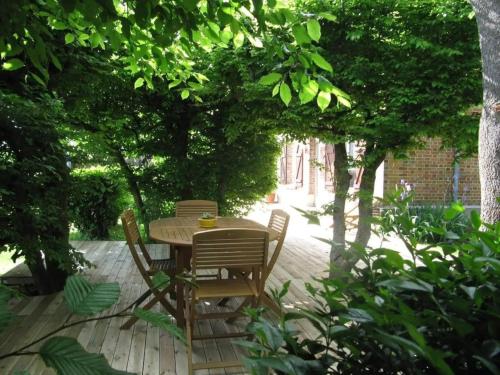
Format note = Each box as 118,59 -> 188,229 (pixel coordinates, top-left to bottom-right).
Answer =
0,235 -> 328,374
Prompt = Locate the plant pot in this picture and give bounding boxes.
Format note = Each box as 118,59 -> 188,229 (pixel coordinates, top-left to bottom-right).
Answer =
266,192 -> 276,203
198,218 -> 217,228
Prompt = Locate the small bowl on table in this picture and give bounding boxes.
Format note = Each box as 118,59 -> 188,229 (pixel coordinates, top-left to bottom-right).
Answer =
198,214 -> 217,228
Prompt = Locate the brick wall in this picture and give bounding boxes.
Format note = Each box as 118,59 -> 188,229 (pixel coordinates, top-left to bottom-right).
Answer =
383,138 -> 480,205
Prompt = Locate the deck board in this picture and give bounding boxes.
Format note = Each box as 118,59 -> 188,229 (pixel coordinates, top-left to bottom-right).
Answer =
0,232 -> 329,374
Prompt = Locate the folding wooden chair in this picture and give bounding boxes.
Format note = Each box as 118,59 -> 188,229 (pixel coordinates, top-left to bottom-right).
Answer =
185,228 -> 269,374
175,200 -> 218,218
220,209 -> 290,314
120,209 -> 177,329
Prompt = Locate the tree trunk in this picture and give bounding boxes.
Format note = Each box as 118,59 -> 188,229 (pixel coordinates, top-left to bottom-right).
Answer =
173,115 -> 193,200
113,147 -> 149,236
330,143 -> 351,277
470,0 -> 500,224
354,153 -> 385,249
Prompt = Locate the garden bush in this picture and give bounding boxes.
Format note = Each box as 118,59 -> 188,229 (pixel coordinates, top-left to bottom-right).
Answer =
242,202 -> 500,375
68,168 -> 125,239
379,195 -> 470,245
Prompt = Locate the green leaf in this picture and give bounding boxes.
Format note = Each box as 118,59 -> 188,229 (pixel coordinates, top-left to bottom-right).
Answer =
134,78 -> 144,89
317,91 -> 331,111
319,12 -> 337,21
272,82 -> 280,97
470,210 -> 481,229
168,79 -> 182,89
294,207 -> 321,225
460,285 -> 477,299
377,278 -> 433,293
443,202 -> 464,220
2,58 -> 24,71
152,271 -> 170,289
279,82 -> 291,106
134,308 -> 186,344
48,51 -> 62,71
258,72 -> 282,86
233,31 -> 245,48
306,19 -> 321,42
65,33 -> 75,44
64,275 -> 120,315
30,72 -> 46,87
292,24 -> 311,45
40,336 -> 132,375
311,53 -> 332,73
299,80 -> 319,104
342,308 -> 374,323
474,355 -> 500,375
181,89 -> 190,100
337,96 -> 351,108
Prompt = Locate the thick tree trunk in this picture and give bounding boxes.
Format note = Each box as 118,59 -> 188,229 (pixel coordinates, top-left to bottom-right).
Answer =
113,148 -> 149,236
330,143 -> 351,277
354,154 -> 385,249
470,0 -> 500,224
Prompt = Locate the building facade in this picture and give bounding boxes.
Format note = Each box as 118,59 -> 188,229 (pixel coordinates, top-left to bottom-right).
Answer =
276,138 -> 480,208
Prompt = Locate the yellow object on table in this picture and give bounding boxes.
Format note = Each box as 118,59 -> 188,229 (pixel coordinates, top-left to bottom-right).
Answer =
198,217 -> 217,228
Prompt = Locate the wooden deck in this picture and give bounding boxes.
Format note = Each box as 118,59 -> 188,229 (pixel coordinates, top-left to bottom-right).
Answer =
0,236 -> 330,374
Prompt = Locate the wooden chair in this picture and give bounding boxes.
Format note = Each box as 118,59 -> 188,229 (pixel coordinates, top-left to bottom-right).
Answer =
185,228 -> 269,374
220,209 -> 290,314
175,200 -> 218,218
120,209 -> 177,329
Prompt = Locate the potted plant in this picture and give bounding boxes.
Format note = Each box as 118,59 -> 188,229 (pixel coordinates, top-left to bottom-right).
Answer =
198,212 -> 217,228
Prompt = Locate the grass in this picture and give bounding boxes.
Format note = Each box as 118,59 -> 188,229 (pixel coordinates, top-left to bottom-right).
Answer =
0,250 -> 24,275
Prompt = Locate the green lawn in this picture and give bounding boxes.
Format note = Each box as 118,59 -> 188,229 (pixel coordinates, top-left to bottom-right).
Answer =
0,250 -> 23,275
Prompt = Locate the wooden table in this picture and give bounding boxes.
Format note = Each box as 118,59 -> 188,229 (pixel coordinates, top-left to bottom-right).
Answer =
149,217 -> 277,326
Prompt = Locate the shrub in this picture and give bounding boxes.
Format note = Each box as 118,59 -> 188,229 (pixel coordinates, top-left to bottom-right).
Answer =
68,168 -> 124,239
242,203 -> 500,375
379,194 -> 470,245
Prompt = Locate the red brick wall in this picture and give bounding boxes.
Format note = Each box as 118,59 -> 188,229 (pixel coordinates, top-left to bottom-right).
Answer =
384,138 -> 480,205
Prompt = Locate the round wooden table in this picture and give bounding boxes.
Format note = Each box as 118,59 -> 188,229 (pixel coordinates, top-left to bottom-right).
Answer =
149,216 -> 275,246
149,217 -> 276,326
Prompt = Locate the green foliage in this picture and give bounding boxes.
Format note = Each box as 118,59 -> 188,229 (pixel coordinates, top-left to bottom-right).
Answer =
133,309 -> 186,344
64,275 -> 120,316
0,0 -> 338,109
378,193 -> 470,245
68,168 -> 125,240
243,204 -> 500,374
0,89 -> 87,293
39,336 -> 132,375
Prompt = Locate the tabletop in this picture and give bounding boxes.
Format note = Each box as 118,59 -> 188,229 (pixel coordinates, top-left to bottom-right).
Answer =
149,216 -> 278,246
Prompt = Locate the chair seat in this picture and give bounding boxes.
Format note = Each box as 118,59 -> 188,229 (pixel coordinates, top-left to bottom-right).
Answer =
194,279 -> 258,300
150,259 -> 176,274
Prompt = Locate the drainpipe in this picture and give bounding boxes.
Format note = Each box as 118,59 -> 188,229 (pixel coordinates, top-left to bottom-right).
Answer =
452,149 -> 460,202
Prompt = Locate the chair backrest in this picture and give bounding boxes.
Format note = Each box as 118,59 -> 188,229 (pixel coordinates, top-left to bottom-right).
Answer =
192,228 -> 268,284
265,209 -> 290,281
175,200 -> 218,218
121,209 -> 152,271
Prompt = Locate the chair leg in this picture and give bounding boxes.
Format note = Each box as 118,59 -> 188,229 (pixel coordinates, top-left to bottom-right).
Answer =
186,315 -> 193,375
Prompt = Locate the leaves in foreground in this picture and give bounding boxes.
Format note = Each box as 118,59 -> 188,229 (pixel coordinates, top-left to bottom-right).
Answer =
133,308 -> 186,344
64,275 -> 120,315
40,336 -> 134,375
